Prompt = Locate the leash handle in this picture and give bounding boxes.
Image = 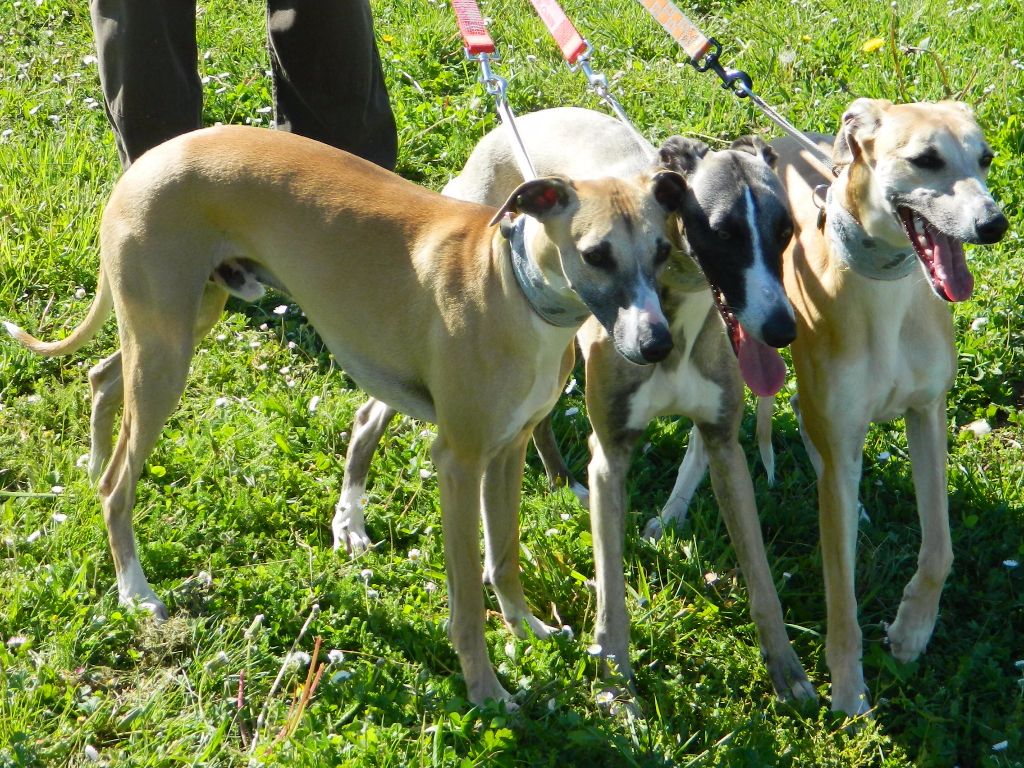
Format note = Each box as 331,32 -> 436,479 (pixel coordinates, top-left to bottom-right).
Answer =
634,0 -> 714,62
451,0 -> 496,54
527,0 -> 587,64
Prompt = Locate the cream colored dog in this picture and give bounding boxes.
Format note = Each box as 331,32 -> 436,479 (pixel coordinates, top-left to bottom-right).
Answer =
668,99 -> 1008,715
5,125 -> 690,707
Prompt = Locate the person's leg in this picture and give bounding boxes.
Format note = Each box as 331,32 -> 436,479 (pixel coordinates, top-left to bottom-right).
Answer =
267,0 -> 398,170
89,1 -> 202,167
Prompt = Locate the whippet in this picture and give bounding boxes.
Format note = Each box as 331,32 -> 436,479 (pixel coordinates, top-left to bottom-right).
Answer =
665,99 -> 1009,715
334,107 -> 816,701
4,125 -> 690,706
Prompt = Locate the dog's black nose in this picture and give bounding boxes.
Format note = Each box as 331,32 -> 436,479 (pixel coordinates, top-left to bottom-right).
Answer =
761,309 -> 797,348
976,211 -> 1009,244
641,324 -> 674,363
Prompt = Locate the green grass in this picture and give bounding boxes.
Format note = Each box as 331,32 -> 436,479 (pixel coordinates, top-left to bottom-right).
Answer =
1,0 -> 1022,765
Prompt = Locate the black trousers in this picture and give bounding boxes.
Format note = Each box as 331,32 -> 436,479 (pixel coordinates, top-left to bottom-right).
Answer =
89,0 -> 398,170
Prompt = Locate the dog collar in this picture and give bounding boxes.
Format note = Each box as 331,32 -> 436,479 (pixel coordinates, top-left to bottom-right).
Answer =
503,217 -> 591,328
825,188 -> 916,281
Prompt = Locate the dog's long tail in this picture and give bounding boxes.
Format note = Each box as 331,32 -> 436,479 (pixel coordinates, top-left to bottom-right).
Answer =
4,269 -> 113,357
756,395 -> 776,486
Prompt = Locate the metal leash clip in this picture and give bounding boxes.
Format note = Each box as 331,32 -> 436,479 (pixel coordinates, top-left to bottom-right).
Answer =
689,37 -> 754,96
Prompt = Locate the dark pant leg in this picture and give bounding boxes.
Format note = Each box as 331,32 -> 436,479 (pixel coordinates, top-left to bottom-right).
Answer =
89,0 -> 202,167
267,0 -> 398,170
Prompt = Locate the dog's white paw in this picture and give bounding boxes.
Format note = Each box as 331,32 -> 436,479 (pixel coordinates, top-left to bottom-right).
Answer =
886,617 -> 932,663
332,501 -> 374,555
507,613 -> 559,641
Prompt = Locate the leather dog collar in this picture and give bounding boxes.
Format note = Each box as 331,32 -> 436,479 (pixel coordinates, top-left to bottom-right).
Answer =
825,187 -> 916,281
503,216 -> 591,327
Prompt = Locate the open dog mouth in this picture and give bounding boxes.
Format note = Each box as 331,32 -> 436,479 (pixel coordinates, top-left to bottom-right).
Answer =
897,206 -> 974,302
710,286 -> 787,397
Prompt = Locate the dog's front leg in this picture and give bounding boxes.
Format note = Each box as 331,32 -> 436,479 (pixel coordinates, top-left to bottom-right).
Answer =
333,398 -> 397,554
810,417 -> 871,716
481,435 -> 558,640
886,399 -> 953,662
432,435 -> 511,706
587,428 -> 638,684
700,422 -> 816,702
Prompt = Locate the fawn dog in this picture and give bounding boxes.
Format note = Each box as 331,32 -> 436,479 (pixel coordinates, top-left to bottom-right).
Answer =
5,124 -> 692,706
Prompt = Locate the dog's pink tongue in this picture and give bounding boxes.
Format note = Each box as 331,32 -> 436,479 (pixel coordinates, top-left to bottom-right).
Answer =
931,229 -> 973,301
737,324 -> 787,397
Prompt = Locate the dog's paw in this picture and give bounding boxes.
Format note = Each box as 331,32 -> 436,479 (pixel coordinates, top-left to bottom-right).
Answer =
830,686 -> 872,720
886,618 -> 932,663
507,614 -> 559,641
765,647 -> 818,704
641,516 -> 662,541
333,525 -> 374,556
332,501 -> 374,555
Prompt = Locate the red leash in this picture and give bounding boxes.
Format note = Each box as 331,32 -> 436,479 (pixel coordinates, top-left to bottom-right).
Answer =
451,0 -> 496,55
527,0 -> 651,153
526,0 -> 587,65
449,0 -> 537,179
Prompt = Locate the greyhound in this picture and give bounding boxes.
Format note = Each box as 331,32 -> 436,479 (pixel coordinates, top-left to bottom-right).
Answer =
334,107 -> 816,701
665,99 -> 1009,715
4,124 -> 690,707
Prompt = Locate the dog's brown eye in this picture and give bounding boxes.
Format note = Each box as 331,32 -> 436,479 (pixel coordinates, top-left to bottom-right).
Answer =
715,228 -> 731,241
654,240 -> 671,265
980,151 -> 994,169
582,242 -> 613,269
909,151 -> 944,171
779,226 -> 794,242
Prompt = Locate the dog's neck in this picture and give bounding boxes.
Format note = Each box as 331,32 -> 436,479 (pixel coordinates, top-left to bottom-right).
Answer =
825,179 -> 916,281
503,216 -> 591,327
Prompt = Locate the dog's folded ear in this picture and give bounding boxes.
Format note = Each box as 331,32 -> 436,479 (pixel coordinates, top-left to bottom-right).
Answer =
657,136 -> 709,176
652,170 -> 687,213
730,135 -> 778,168
833,97 -> 892,168
489,176 -> 574,226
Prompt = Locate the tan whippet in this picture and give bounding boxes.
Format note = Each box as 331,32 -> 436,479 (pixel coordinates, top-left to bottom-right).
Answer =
333,107 -> 816,701
665,99 -> 1009,715
4,125 -> 690,706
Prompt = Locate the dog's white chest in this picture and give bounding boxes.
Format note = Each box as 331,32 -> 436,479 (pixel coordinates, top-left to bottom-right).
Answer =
624,296 -> 725,429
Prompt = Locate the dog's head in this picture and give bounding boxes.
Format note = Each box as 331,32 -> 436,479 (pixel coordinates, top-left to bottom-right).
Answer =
656,135 -> 796,396
494,173 -> 685,365
833,98 -> 1009,302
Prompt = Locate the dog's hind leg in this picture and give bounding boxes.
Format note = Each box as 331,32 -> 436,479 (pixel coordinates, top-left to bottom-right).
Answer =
88,350 -> 123,482
886,399 -> 952,662
644,424 -> 708,539
531,413 -> 589,506
482,434 -> 559,640
87,283 -> 228,483
98,314 -> 196,619
333,397 -> 397,554
87,283 -> 228,484
432,434 -> 512,706
701,420 -> 817,702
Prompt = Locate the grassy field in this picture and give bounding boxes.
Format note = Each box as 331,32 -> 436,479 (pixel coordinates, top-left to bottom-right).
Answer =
1,0 -> 1022,765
